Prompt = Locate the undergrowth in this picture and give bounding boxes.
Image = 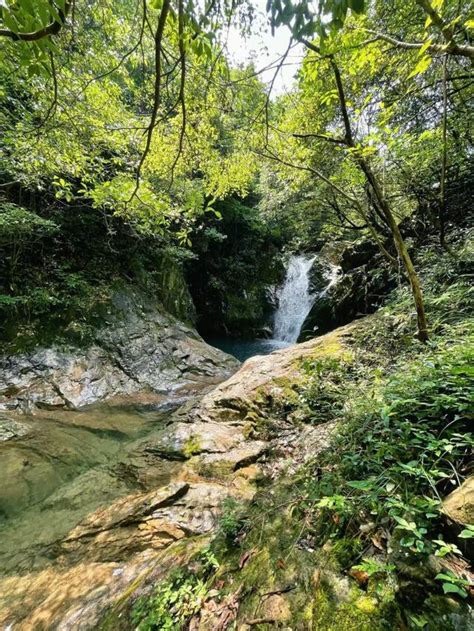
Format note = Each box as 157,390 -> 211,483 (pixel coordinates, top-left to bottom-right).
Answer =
290,240 -> 474,612
299,338 -> 473,593
131,548 -> 219,630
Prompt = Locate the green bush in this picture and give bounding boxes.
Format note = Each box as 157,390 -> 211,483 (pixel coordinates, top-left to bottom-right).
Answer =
300,337 -> 473,595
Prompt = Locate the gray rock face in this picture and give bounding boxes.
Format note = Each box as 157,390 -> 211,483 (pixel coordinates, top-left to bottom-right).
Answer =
0,286 -> 238,412
0,414 -> 30,441
299,240 -> 395,341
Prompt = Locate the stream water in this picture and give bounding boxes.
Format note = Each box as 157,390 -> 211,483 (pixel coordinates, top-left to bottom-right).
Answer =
0,398 -> 184,575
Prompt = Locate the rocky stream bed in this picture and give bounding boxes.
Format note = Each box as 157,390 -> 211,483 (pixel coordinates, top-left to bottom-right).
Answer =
0,315 -> 353,630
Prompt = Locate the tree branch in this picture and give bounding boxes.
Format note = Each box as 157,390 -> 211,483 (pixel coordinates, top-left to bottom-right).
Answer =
0,1 -> 71,41
130,0 -> 171,200
293,132 -> 346,144
169,0 -> 187,185
360,28 -> 474,60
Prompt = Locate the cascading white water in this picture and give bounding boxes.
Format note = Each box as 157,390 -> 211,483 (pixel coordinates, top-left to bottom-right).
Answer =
273,254 -> 317,343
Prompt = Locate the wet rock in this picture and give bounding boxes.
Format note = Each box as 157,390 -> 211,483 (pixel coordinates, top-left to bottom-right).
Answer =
195,441 -> 268,471
65,482 -> 190,541
146,421 -> 246,459
61,481 -> 239,563
308,256 -> 333,294
340,238 -> 379,272
60,483 -> 192,562
0,286 -> 238,412
0,414 -> 30,441
319,240 -> 351,266
299,255 -> 394,340
150,480 -> 250,535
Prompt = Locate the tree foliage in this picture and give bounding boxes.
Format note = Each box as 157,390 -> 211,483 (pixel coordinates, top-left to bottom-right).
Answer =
0,0 -> 472,340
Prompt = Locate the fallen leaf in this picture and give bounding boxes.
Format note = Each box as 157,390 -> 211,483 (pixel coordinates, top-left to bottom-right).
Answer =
239,548 -> 254,569
349,568 -> 369,586
371,534 -> 385,550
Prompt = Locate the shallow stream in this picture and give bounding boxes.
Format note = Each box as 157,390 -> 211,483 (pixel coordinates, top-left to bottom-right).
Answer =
0,398 -> 184,575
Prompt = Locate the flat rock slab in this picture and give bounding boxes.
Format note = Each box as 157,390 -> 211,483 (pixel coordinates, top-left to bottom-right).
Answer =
146,420 -> 249,459
194,441 -> 268,470
65,482 -> 190,541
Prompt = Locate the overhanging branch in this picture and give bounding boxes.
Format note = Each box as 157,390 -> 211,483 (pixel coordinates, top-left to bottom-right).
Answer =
0,1 -> 72,41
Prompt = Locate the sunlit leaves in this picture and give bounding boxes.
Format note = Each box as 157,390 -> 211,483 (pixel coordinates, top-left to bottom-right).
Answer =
1,0 -> 265,241
408,54 -> 432,78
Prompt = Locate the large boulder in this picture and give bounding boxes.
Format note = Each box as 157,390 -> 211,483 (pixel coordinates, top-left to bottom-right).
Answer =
0,286 -> 238,412
339,238 -> 379,272
299,240 -> 395,341
442,476 -> 474,560
307,256 -> 337,294
443,477 -> 474,526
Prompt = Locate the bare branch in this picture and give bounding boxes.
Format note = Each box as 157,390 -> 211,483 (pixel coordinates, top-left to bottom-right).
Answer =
169,0 -> 187,185
293,133 -> 346,144
264,38 -> 293,145
39,52 -> 58,129
359,28 -> 474,60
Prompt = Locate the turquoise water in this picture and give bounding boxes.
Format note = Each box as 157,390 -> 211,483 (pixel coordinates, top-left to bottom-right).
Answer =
208,338 -> 290,362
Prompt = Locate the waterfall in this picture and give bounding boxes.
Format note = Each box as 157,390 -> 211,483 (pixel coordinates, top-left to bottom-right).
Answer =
273,254 -> 317,343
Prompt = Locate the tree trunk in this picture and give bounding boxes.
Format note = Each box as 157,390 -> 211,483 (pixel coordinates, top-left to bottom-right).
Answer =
328,54 -> 429,342
358,158 -> 429,342
299,42 -> 430,341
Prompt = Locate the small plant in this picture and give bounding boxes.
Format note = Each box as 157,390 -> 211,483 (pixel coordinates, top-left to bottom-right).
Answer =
183,435 -> 202,458
299,357 -> 355,424
458,525 -> 474,540
434,571 -> 471,598
351,558 -> 396,577
218,497 -> 248,542
131,548 -> 219,630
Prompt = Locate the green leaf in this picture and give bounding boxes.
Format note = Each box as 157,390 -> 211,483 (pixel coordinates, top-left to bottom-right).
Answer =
347,480 -> 373,490
408,55 -> 432,79
458,527 -> 474,539
441,583 -> 468,598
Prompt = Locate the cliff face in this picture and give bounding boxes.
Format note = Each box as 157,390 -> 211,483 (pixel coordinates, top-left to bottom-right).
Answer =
0,285 -> 238,412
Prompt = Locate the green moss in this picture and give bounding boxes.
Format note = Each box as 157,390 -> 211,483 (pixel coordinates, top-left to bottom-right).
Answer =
182,435 -> 202,458
311,579 -> 401,631
330,538 -> 363,570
